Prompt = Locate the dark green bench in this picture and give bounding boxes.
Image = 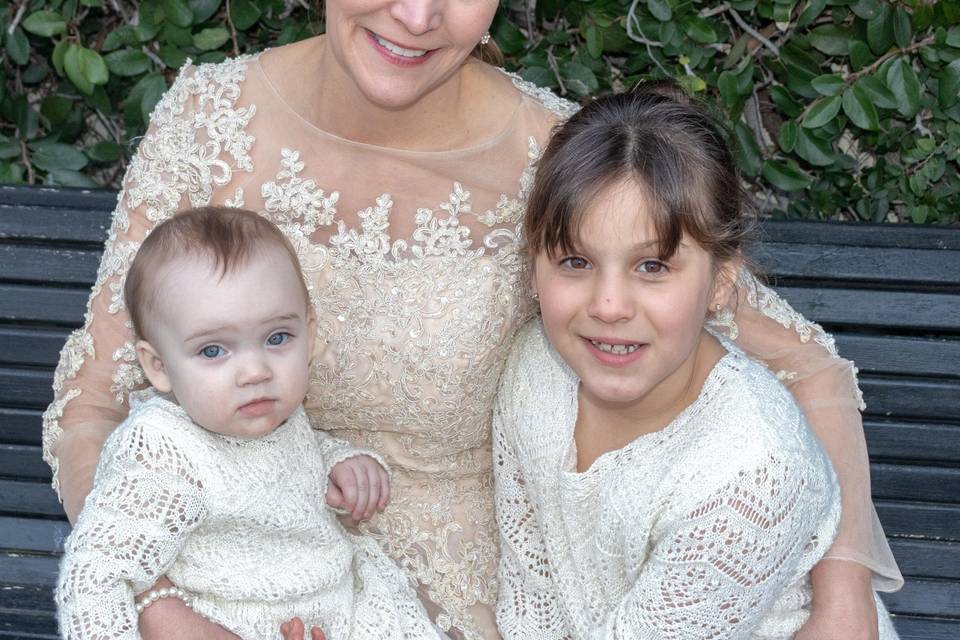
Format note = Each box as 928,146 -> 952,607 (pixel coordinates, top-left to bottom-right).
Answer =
1,184 -> 958,639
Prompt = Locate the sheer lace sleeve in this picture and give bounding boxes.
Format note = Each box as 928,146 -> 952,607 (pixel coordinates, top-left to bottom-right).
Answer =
493,396 -> 571,640
55,419 -> 207,639
41,58 -> 256,522
712,270 -> 903,591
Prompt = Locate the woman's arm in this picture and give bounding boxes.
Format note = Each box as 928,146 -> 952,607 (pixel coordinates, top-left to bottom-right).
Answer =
492,397 -> 571,640
718,270 -> 903,591
43,60 -> 256,523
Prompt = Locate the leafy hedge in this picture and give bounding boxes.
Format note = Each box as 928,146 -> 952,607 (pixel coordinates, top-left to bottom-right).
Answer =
2,1 -> 958,223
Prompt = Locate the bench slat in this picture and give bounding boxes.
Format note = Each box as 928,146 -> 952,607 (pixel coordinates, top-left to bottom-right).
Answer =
860,377 -> 960,421
836,334 -> 960,378
881,577 -> 960,617
871,464 -> 960,504
889,539 -> 960,580
0,286 -> 89,326
0,328 -> 71,369
759,219 -> 960,250
0,517 -> 68,554
865,420 -> 960,465
778,286 -> 960,332
0,246 -> 101,286
0,481 -> 63,518
877,501 -> 960,541
755,243 -> 960,286
887,615 -> 960,640
0,445 -> 51,481
0,408 -> 43,446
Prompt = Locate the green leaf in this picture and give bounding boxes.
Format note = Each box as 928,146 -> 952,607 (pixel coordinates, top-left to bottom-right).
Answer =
87,141 -> 122,162
948,26 -> 960,48
849,41 -> 874,71
103,26 -> 139,51
938,59 -> 960,108
802,95 -> 842,129
0,136 -> 20,160
560,61 -> 599,96
491,14 -> 526,55
30,142 -> 89,171
718,71 -> 741,107
842,85 -> 880,130
0,162 -> 25,184
886,58 -> 922,118
229,0 -> 261,31
795,128 -> 836,166
768,85 -> 803,118
163,0 -> 194,28
105,49 -> 152,76
158,44 -> 189,69
64,44 -> 94,94
733,121 -> 762,177
867,4 -> 895,55
797,0 -> 828,27
763,159 -> 812,191
810,25 -> 851,56
778,120 -> 799,153
5,27 -> 30,66
79,48 -> 109,86
520,66 -> 555,89
22,11 -> 67,37
40,95 -> 73,127
893,7 -> 912,50
188,0 -> 222,24
811,74 -> 844,96
45,169 -> 98,188
648,0 -> 672,22
584,21 -> 602,59
851,0 -> 881,20
52,38 -> 69,76
140,74 -> 169,123
856,76 -> 898,110
192,27 -> 230,51
681,16 -> 718,44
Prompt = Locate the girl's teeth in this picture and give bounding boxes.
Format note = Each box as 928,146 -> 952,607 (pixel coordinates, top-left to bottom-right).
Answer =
374,35 -> 428,58
590,340 -> 640,354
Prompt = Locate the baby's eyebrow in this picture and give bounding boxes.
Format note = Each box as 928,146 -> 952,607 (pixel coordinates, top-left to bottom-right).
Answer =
184,313 -> 303,343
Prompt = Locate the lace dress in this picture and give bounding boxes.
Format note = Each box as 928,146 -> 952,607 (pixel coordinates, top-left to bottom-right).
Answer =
42,38 -> 899,640
56,392 -> 440,640
493,321 -> 899,639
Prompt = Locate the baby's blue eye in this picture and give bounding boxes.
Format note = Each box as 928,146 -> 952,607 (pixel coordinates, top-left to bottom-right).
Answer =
200,345 -> 224,359
267,332 -> 290,346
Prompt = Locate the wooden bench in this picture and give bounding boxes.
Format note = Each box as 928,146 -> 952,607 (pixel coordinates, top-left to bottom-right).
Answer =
2,184 -> 958,639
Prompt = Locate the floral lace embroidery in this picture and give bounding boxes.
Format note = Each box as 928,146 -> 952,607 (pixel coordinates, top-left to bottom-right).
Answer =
261,148 -> 339,235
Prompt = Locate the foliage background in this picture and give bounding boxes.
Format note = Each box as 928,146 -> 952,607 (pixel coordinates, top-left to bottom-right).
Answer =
1,0 -> 958,223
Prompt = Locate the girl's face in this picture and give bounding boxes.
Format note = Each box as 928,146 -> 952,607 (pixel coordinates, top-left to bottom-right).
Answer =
324,0 -> 498,109
533,178 -> 733,420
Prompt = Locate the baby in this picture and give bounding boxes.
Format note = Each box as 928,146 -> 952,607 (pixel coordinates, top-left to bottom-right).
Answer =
56,207 -> 440,640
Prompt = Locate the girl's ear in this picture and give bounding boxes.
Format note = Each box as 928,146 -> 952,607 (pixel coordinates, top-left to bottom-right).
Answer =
136,340 -> 172,393
710,255 -> 743,312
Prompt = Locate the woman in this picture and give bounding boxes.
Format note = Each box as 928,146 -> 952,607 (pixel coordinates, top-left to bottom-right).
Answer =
43,2 -> 900,639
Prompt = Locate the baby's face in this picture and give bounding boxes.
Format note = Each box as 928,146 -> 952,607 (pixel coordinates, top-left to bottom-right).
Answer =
141,248 -> 314,438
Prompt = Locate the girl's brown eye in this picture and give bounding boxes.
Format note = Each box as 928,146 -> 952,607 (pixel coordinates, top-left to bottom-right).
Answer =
560,256 -> 591,270
638,260 -> 667,274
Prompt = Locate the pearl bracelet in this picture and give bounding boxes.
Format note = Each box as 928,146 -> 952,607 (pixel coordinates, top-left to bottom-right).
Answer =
134,586 -> 193,614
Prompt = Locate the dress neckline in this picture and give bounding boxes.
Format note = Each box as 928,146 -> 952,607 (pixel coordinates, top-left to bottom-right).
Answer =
561,346 -> 743,478
253,53 -> 526,157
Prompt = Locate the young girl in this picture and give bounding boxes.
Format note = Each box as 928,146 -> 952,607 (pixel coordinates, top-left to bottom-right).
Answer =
493,84 -> 899,638
55,207 -> 441,640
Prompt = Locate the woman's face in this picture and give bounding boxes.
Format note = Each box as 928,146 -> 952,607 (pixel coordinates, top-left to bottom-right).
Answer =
324,0 -> 498,109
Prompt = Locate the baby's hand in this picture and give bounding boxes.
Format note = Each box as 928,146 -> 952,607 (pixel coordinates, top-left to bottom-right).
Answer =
326,455 -> 390,521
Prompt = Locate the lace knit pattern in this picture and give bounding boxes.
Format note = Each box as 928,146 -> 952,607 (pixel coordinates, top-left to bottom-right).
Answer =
493,320 -> 848,639
56,392 -> 440,640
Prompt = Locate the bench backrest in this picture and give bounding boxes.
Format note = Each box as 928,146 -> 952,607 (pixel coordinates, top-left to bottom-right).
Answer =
1,185 -> 958,639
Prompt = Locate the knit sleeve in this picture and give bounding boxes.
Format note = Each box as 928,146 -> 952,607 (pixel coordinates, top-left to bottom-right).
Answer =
588,451 -> 838,640
55,420 -> 207,640
493,392 -> 572,640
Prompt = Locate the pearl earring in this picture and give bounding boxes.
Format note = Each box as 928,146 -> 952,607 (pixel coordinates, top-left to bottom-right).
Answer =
480,32 -> 491,45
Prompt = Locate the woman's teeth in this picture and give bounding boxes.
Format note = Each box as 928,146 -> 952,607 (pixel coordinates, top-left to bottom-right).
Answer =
590,340 -> 640,355
374,34 -> 428,58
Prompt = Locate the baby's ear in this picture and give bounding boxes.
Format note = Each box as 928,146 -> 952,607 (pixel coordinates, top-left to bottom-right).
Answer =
135,340 -> 172,393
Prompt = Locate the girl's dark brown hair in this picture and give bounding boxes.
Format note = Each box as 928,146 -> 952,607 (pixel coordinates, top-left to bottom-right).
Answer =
525,80 -> 753,265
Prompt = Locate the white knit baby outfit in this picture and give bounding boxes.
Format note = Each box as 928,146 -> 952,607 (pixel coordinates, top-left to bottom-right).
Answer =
56,390 -> 441,640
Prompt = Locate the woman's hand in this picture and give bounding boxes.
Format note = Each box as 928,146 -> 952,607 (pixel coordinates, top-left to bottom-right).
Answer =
796,559 -> 878,640
138,577 -> 241,640
280,617 -> 326,640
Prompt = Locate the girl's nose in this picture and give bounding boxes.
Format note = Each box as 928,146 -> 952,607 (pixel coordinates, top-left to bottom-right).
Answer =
389,0 -> 444,36
587,276 -> 634,324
